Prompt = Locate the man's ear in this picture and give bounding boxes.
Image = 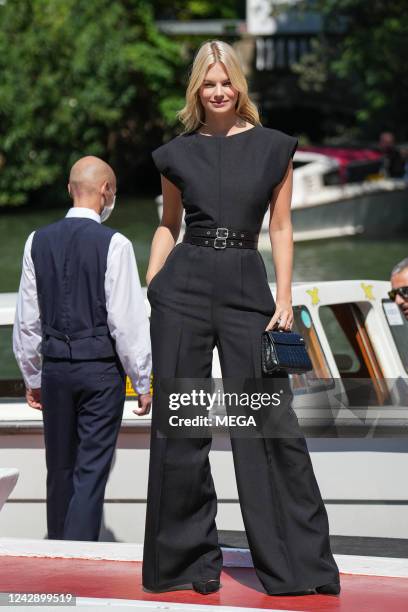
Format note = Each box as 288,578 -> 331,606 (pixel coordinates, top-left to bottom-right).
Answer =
100,180 -> 109,199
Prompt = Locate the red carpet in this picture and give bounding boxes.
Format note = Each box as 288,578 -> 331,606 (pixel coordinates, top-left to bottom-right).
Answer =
1,556 -> 408,610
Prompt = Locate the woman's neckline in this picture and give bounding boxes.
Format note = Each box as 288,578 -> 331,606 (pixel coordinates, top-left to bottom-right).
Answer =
194,124 -> 260,139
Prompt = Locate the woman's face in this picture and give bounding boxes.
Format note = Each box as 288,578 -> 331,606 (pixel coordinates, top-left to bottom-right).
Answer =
198,62 -> 238,117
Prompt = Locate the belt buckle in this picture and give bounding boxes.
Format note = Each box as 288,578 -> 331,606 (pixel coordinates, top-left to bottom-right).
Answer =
214,227 -> 228,249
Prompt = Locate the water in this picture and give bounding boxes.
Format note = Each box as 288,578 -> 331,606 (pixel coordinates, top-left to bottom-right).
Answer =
0,198 -> 406,292
285,237 -> 407,283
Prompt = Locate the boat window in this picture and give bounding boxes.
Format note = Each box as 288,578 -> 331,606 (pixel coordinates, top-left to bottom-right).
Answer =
0,325 -> 25,398
382,299 -> 408,373
346,158 -> 383,183
290,306 -> 334,394
322,169 -> 341,186
292,160 -> 311,170
319,303 -> 390,406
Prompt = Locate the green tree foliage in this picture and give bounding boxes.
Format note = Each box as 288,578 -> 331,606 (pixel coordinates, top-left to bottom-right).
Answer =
323,0 -> 407,134
153,0 -> 244,19
290,0 -> 408,138
0,0 -> 184,206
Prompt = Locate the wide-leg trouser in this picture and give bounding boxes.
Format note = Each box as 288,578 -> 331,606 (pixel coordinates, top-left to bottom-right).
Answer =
41,357 -> 125,541
142,243 -> 340,594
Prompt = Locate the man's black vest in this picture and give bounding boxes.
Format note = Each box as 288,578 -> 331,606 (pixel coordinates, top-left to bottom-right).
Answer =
31,217 -> 117,360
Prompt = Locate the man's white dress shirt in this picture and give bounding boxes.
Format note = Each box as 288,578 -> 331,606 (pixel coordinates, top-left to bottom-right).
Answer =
12,207 -> 152,395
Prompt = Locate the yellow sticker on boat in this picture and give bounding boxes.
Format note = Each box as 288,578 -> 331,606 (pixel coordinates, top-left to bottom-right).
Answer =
126,375 -> 154,397
306,287 -> 320,305
126,377 -> 137,397
361,282 -> 375,300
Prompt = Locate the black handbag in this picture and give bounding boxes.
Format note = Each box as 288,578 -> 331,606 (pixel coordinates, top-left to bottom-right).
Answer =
261,329 -> 313,374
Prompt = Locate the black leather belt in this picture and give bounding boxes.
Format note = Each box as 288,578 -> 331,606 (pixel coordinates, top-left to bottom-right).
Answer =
183,227 -> 258,250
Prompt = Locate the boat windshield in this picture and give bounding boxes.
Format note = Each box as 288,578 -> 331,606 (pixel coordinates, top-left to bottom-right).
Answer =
290,306 -> 334,394
382,299 -> 408,374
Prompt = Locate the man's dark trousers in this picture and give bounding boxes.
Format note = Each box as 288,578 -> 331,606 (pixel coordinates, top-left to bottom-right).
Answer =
41,356 -> 125,541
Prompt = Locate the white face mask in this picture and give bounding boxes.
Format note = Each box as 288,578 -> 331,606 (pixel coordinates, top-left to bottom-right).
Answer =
100,192 -> 116,223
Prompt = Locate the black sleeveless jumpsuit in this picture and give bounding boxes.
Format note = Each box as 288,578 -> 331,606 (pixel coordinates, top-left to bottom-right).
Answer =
142,125 -> 340,594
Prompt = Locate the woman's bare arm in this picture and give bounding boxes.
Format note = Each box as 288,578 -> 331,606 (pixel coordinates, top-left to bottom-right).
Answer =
146,175 -> 183,286
265,160 -> 294,331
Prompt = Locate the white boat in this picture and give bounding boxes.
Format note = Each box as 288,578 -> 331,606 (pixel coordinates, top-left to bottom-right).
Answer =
155,150 -> 408,244
1,279 -> 407,544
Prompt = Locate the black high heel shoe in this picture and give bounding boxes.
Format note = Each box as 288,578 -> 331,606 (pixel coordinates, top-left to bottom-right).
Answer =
192,579 -> 221,594
315,581 -> 341,595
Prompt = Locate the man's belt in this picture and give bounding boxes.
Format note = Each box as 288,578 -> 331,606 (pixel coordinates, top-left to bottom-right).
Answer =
43,324 -> 110,344
183,227 -> 259,250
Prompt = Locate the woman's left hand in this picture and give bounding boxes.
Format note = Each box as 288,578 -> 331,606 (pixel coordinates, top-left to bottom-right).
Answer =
265,300 -> 294,331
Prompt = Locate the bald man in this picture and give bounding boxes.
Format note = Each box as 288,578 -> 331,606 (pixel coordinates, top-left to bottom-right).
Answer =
13,156 -> 152,540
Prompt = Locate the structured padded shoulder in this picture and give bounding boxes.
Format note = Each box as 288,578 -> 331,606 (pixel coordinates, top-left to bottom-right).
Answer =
151,136 -> 185,190
263,127 -> 298,187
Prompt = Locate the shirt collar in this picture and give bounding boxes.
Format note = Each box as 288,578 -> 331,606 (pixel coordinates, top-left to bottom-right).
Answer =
65,207 -> 101,224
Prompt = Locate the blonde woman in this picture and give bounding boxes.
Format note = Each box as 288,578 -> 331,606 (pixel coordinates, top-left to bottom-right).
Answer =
142,40 -> 340,597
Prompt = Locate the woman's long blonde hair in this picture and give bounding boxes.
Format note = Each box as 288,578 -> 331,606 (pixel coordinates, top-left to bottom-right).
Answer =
177,40 -> 262,134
